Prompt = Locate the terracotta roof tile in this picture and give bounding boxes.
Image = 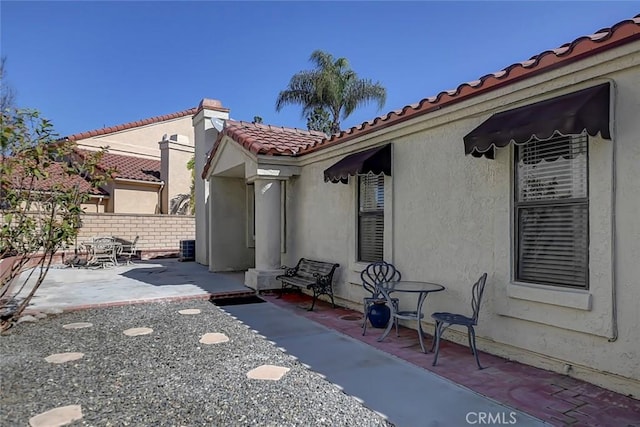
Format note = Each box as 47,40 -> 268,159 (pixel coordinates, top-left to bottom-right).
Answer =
64,107 -> 198,141
220,121 -> 326,156
201,121 -> 326,178
88,151 -> 162,183
302,15 -> 640,154
6,161 -> 109,196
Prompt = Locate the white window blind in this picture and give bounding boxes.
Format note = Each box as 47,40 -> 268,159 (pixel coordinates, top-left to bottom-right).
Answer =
515,133 -> 589,289
358,173 -> 384,262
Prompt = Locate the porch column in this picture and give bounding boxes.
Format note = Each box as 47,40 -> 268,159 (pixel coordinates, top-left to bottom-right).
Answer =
245,178 -> 283,290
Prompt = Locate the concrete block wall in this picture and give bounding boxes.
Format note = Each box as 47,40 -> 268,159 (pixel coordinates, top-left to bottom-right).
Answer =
76,213 -> 195,259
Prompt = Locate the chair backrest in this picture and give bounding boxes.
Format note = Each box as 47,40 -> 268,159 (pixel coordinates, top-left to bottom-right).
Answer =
360,261 -> 402,297
471,273 -> 488,324
130,236 -> 139,249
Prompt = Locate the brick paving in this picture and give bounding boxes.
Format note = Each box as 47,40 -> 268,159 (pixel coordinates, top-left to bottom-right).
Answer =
262,291 -> 640,427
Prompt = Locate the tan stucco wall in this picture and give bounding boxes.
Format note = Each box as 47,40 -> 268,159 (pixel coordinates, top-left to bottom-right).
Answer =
74,116 -> 194,160
281,41 -> 640,395
81,199 -> 106,213
159,135 -> 194,214
112,183 -> 160,214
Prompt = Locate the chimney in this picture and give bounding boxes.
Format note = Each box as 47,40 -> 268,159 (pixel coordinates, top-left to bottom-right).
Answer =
192,99 -> 230,265
159,134 -> 194,214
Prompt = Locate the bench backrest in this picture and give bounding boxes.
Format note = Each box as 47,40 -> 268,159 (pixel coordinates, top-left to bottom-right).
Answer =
296,258 -> 339,279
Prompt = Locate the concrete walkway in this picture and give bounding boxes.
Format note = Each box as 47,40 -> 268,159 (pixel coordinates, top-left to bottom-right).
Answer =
223,301 -> 547,427
21,259 -> 252,312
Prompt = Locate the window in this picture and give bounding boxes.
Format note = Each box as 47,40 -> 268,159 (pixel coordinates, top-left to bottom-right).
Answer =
514,133 -> 589,289
358,173 -> 384,262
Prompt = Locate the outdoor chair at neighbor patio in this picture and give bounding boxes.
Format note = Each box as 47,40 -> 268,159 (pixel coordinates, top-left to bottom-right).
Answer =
118,236 -> 139,265
431,272 -> 488,369
360,261 -> 401,336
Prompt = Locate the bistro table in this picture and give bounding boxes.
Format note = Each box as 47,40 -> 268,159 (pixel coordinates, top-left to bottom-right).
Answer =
376,281 -> 445,353
81,238 -> 122,268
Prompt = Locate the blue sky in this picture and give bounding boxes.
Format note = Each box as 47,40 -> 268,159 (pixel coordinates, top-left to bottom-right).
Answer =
1,1 -> 638,137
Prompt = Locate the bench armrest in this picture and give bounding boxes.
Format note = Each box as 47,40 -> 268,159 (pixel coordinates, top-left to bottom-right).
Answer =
281,265 -> 298,277
312,272 -> 332,287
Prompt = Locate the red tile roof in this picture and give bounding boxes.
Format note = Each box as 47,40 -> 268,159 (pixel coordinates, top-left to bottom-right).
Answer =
202,121 -> 326,178
64,108 -> 197,141
85,151 -> 162,183
6,161 -> 109,196
297,14 -> 640,155
200,15 -> 638,178
221,121 -> 326,155
63,99 -> 228,142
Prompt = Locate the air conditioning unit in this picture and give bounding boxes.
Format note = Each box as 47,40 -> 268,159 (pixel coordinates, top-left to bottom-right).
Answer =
179,239 -> 195,262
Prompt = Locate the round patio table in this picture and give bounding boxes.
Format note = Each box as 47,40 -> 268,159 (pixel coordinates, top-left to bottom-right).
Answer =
376,281 -> 445,353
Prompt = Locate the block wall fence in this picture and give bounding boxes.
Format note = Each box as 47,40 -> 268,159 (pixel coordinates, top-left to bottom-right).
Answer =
76,213 -> 195,259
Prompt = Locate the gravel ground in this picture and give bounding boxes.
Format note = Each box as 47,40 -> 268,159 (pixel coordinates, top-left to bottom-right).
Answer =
0,300 -> 391,427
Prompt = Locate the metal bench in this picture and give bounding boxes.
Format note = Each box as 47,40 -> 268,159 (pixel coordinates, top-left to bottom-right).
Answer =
276,258 -> 340,311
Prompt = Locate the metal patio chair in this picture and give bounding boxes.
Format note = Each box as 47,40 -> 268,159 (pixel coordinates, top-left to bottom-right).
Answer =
360,261 -> 401,336
431,272 -> 488,369
118,236 -> 139,265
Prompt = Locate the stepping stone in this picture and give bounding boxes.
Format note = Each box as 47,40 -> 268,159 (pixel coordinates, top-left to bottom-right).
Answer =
17,315 -> 38,324
29,404 -> 83,427
178,309 -> 201,315
123,327 -> 153,336
62,322 -> 93,329
247,364 -> 290,381
45,352 -> 84,364
199,333 -> 229,344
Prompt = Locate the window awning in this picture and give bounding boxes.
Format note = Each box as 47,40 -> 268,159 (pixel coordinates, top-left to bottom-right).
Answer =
464,83 -> 611,157
324,144 -> 391,184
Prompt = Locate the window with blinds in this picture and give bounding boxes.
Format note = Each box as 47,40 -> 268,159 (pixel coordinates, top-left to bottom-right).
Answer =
514,133 -> 589,289
358,173 -> 384,262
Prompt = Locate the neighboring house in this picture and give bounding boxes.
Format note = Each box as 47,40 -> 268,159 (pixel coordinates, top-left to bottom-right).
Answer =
3,158 -> 110,212
200,15 -> 640,396
59,104 -> 212,214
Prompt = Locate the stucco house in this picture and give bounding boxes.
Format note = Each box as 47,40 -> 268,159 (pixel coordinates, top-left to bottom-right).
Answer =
199,16 -> 639,396
58,104 -> 210,214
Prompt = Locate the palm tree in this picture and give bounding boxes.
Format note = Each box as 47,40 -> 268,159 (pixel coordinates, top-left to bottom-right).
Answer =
276,50 -> 387,134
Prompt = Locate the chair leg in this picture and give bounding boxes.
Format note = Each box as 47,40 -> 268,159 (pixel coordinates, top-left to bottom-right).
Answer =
468,326 -> 483,369
430,321 -> 438,352
432,321 -> 444,366
362,301 -> 370,335
393,301 -> 399,337
277,283 -> 285,299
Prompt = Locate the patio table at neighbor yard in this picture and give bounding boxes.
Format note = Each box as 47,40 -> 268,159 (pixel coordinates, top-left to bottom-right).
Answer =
81,238 -> 122,268
376,281 -> 445,353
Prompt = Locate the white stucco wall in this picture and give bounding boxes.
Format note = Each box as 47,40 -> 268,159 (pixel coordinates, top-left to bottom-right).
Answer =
285,42 -> 640,395
193,107 -> 229,265
208,177 -> 254,271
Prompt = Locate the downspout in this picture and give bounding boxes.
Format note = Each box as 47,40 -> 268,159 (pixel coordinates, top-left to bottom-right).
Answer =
607,79 -> 618,342
157,181 -> 165,214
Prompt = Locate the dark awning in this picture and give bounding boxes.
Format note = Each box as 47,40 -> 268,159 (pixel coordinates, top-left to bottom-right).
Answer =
324,144 -> 391,184
464,83 -> 611,157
